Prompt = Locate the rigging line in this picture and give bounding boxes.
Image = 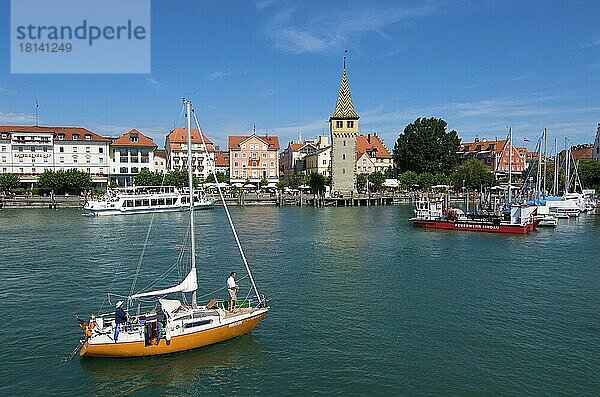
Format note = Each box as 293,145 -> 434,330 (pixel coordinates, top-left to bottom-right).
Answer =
191,107 -> 262,303
129,211 -> 158,300
195,274 -> 251,300
133,222 -> 190,294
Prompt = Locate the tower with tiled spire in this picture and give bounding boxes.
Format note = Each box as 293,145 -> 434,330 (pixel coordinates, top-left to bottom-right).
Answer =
329,63 -> 359,196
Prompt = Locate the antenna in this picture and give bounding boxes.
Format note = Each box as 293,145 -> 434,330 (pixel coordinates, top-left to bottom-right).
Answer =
35,98 -> 39,126
343,49 -> 348,69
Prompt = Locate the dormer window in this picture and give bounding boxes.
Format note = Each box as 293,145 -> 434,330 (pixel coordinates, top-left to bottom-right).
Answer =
85,134 -> 91,140
72,134 -> 79,140
130,133 -> 139,143
58,134 -> 65,140
1,133 -> 7,139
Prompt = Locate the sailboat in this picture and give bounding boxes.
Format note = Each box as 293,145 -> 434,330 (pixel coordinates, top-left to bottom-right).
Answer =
77,100 -> 269,357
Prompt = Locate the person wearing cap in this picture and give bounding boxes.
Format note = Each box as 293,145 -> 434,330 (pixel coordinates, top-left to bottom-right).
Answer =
115,301 -> 129,326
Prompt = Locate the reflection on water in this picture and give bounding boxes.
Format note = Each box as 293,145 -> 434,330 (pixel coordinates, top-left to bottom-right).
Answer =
81,334 -> 264,395
0,207 -> 599,395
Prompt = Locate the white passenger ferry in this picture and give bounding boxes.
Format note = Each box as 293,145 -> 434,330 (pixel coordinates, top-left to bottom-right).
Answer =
83,186 -> 216,216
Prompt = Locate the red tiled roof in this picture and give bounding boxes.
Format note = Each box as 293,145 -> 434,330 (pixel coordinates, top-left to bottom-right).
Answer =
111,129 -> 157,148
0,125 -> 110,142
228,134 -> 280,150
356,134 -> 392,159
166,128 -> 213,145
461,140 -> 507,153
215,151 -> 229,167
289,143 -> 304,152
572,146 -> 593,160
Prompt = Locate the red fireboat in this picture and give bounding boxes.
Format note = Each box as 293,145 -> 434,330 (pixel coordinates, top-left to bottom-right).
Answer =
409,199 -> 539,234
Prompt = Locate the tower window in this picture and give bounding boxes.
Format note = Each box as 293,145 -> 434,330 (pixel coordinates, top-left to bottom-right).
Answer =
343,140 -> 346,146
342,154 -> 346,160
347,121 -> 354,128
336,121 -> 343,128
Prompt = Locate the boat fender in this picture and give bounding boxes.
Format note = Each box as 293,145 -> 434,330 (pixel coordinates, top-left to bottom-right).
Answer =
165,325 -> 172,342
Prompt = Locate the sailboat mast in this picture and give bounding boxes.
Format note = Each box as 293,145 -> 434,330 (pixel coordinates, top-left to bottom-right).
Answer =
542,127 -> 548,195
564,138 -> 570,194
508,127 -> 513,204
185,99 -> 198,308
553,137 -> 558,195
536,129 -> 543,199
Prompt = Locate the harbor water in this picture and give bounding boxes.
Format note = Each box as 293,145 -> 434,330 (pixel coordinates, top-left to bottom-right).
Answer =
0,206 -> 598,396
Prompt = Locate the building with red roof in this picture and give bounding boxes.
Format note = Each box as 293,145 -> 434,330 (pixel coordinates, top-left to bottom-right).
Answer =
165,128 -> 215,181
0,125 -> 110,184
355,133 -> 393,176
228,134 -> 280,183
108,129 -> 159,185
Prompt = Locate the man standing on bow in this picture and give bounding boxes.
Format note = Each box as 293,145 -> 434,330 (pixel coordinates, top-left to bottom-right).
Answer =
226,272 -> 239,312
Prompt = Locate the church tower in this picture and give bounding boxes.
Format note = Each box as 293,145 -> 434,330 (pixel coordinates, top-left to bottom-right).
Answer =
329,65 -> 359,196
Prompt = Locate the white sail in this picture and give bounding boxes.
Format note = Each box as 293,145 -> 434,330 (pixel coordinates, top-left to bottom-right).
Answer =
129,268 -> 197,300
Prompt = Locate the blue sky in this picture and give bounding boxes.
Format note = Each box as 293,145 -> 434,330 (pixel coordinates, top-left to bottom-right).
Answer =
1,0 -> 600,151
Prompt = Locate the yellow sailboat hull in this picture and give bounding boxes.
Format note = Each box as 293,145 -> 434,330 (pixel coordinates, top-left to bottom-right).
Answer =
80,311 -> 267,358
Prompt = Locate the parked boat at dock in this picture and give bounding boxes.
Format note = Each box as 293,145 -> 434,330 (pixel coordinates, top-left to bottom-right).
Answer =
409,199 -> 539,234
83,185 -> 215,216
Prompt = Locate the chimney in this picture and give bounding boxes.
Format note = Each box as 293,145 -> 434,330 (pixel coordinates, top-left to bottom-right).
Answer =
474,135 -> 479,143
368,133 -> 371,143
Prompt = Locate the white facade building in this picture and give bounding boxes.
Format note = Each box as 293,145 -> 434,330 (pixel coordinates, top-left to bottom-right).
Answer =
0,126 -> 110,183
109,129 -> 158,185
165,128 -> 215,181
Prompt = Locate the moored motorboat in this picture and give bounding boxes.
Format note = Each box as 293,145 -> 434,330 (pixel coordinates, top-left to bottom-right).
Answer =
409,199 -> 539,234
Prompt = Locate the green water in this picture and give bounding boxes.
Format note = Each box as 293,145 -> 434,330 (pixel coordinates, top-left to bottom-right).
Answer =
0,206 -> 598,396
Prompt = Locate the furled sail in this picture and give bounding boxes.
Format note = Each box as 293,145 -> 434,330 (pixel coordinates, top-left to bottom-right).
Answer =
129,268 -> 197,300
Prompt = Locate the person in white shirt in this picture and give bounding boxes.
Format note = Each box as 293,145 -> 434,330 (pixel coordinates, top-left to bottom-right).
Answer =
226,271 -> 239,311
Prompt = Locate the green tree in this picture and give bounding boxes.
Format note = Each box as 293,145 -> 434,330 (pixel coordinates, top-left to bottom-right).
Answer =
276,180 -> 289,191
356,173 -> 368,192
393,117 -> 460,174
205,171 -> 228,184
455,159 -> 493,189
38,169 -> 91,194
325,175 -> 332,186
163,170 -> 198,188
305,172 -> 326,193
417,172 -> 435,190
578,160 -> 600,190
367,171 -> 386,192
0,173 -> 21,193
398,171 -> 419,189
134,170 -> 164,186
259,178 -> 269,188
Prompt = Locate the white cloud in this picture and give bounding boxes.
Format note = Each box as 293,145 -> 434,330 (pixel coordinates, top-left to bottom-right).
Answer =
262,2 -> 436,54
205,71 -> 233,80
146,77 -> 165,89
0,112 -> 36,124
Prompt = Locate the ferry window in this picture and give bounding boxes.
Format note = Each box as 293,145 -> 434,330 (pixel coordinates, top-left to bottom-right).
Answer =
142,199 -> 150,206
135,199 -> 143,206
125,200 -> 133,207
151,199 -> 157,206
165,198 -> 172,205
158,198 -> 165,205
